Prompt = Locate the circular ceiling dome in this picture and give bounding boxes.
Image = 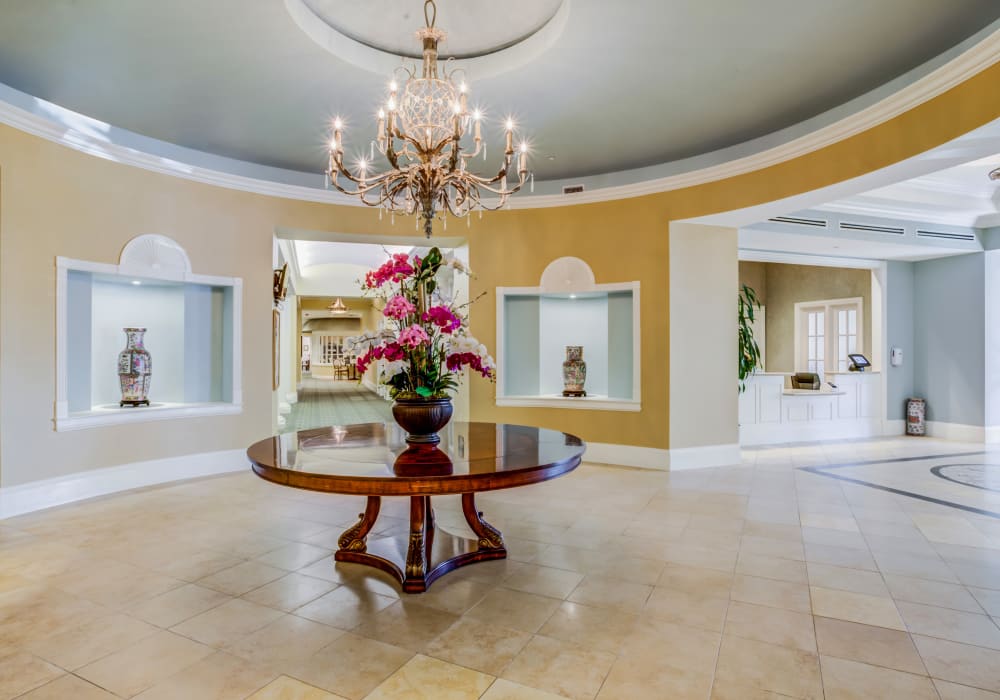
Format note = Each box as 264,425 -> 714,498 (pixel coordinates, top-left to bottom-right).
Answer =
298,0 -> 565,58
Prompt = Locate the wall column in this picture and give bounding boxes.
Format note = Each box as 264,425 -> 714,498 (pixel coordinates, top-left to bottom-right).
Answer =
668,222 -> 740,469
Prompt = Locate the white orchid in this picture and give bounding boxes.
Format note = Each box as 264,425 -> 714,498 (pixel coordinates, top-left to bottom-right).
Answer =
442,254 -> 472,275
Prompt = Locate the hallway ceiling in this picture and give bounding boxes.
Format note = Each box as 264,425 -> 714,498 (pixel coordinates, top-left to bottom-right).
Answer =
293,241 -> 411,272
0,1 -> 997,182
818,153 -> 1000,229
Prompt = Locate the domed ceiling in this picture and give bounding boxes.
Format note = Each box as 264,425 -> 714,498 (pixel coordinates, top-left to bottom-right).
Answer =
0,0 -> 998,183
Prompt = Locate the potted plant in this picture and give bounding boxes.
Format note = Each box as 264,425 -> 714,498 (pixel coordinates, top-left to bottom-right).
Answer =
348,247 -> 495,444
738,283 -> 762,393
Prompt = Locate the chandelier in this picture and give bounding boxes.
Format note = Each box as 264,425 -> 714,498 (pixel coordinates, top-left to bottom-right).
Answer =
326,0 -> 531,238
327,297 -> 349,314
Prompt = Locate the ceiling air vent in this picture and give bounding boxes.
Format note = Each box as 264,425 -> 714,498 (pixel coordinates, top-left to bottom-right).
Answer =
562,184 -> 585,195
768,216 -> 827,228
839,222 -> 905,236
916,229 -> 976,242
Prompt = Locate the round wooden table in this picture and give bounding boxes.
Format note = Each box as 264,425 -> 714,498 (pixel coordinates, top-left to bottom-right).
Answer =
247,422 -> 586,592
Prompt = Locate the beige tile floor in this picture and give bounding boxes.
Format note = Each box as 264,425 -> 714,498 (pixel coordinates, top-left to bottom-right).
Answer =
3,437 -> 1000,698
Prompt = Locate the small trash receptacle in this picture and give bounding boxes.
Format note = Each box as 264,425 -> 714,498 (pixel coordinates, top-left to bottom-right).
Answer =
906,398 -> 926,436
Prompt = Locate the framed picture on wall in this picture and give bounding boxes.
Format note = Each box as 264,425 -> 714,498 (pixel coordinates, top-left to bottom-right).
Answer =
272,309 -> 280,391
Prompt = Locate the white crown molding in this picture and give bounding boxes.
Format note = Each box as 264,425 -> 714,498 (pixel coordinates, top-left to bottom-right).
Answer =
0,26 -> 996,209
512,27 -> 1000,208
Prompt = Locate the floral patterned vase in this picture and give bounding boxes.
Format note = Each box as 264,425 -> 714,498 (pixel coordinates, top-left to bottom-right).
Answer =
118,327 -> 152,407
562,345 -> 587,397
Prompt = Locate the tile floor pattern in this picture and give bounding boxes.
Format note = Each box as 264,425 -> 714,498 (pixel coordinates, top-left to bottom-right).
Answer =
284,379 -> 392,433
3,438 -> 1000,698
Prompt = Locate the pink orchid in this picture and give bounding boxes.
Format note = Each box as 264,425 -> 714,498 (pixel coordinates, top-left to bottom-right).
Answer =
384,295 -> 416,320
422,305 -> 462,334
446,352 -> 495,379
398,325 -> 431,349
362,253 -> 415,289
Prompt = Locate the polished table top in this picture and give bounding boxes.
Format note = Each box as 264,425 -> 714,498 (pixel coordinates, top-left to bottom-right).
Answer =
247,421 -> 586,495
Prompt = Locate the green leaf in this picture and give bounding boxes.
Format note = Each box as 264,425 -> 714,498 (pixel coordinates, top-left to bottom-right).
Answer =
415,386 -> 432,397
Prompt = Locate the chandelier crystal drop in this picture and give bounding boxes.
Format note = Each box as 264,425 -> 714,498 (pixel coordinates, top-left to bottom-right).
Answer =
326,0 -> 531,238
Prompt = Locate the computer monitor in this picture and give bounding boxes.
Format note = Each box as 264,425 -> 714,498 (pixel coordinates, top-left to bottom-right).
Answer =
847,353 -> 871,371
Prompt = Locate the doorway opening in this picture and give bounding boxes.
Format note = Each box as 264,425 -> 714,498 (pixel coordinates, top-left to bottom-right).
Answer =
271,231 -> 467,433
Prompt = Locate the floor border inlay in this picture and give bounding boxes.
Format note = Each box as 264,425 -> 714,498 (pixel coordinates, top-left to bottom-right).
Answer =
798,450 -> 1000,519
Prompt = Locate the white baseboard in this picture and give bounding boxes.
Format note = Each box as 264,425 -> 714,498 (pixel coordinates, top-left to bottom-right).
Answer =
926,421 -> 986,443
884,419 -> 905,436
669,443 -> 742,470
585,442 -> 741,471
987,426 -> 1000,444
740,419 -> 883,446
585,443 -> 669,470
0,449 -> 248,520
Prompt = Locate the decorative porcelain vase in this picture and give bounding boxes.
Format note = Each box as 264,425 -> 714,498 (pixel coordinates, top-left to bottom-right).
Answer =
562,345 -> 587,397
392,397 -> 453,444
118,327 -> 152,407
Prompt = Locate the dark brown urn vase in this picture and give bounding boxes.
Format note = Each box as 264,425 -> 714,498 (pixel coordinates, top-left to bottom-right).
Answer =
391,397 -> 453,444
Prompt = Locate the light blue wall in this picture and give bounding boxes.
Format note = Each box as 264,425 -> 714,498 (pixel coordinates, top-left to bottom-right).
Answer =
184,285 -> 230,403
66,270 -> 93,412
885,262 -> 914,420
912,253 -> 985,426
503,296 -> 540,396
607,291 -> 634,399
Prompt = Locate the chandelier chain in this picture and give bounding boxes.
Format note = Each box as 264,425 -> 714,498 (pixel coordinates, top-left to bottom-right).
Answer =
424,0 -> 436,30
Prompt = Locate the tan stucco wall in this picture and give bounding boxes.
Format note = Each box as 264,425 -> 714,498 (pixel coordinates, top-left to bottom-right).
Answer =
768,264 -> 872,372
1,59 -> 998,485
738,262 -> 768,304
739,262 -> 873,372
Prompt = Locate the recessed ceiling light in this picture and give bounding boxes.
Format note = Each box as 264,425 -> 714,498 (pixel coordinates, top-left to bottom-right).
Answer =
547,155 -> 556,161
131,280 -> 142,285
569,293 -> 577,299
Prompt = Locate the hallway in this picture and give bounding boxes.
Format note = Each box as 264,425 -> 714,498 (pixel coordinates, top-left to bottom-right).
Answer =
285,378 -> 392,432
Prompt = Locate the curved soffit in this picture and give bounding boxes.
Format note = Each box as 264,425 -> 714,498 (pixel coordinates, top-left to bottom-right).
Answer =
0,21 -> 997,209
0,1 -> 999,183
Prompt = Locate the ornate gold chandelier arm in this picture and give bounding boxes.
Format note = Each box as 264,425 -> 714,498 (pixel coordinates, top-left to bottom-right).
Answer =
325,0 -> 532,237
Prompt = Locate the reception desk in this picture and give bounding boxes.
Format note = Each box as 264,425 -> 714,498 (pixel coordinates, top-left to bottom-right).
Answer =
739,372 -> 882,446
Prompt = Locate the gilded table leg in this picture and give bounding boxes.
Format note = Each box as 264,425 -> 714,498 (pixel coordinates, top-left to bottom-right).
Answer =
461,493 -> 505,550
403,495 -> 429,591
337,496 -> 381,552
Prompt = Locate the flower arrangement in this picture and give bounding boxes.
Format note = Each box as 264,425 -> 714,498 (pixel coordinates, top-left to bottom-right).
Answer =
348,247 -> 495,400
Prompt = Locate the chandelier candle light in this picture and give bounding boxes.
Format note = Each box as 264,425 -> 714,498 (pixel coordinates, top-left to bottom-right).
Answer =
326,0 -> 531,238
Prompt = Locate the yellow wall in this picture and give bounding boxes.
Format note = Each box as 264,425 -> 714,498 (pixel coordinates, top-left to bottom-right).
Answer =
1,60 -> 998,485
